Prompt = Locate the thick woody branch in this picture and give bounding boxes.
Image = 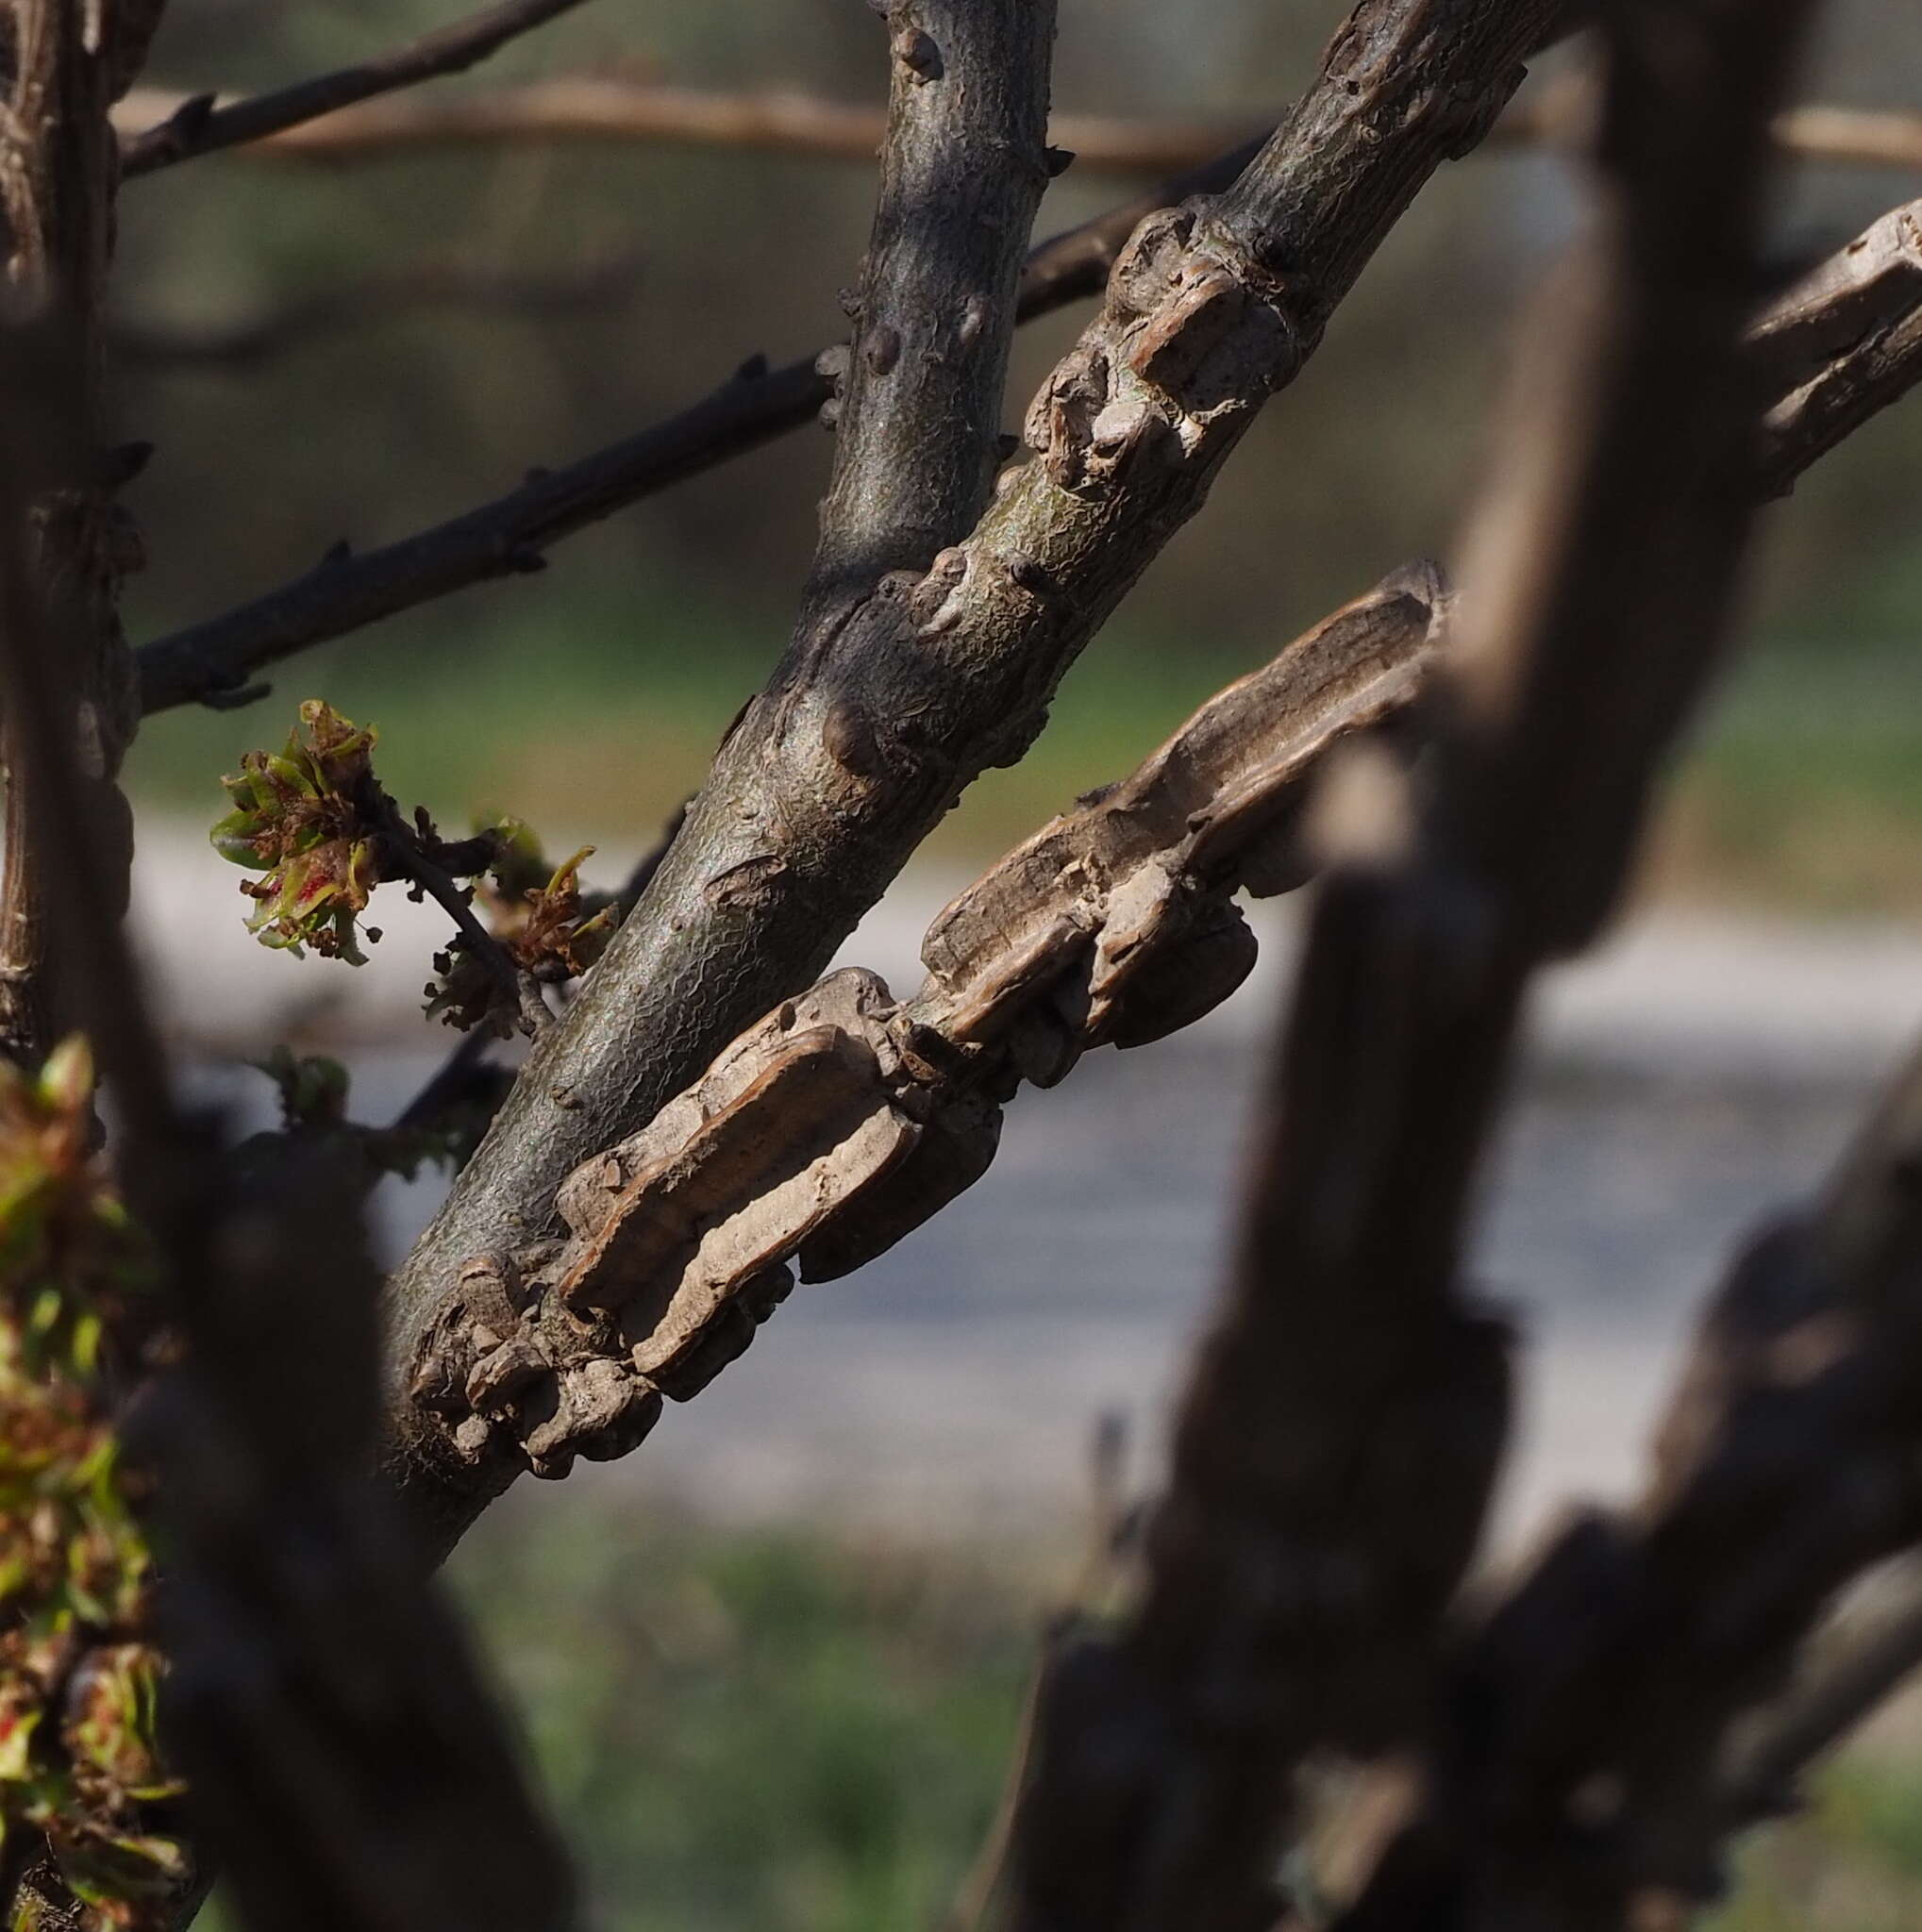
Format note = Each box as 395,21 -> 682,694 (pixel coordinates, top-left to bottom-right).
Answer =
805,0 -> 1057,615
0,322 -> 573,1932
1721,1567 -> 1922,1824
375,0 -> 1568,1548
1752,196 -> 1922,494
393,569 -> 1445,1537
1340,1035 -> 1922,1931
113,78 -> 1922,176
0,2 -> 145,1071
1006,4 -> 1818,1929
119,0 -> 591,179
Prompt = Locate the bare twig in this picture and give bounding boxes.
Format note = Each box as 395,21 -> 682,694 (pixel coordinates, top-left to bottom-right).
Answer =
115,77 -> 1250,175
120,0 -> 593,178
378,804 -> 551,1038
113,254 -> 643,370
112,77 -> 1922,176
132,180 -> 1922,725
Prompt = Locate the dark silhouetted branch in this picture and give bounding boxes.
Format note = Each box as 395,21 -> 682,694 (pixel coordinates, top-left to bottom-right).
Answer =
1722,1567 -> 1922,1825
0,3 -> 141,1070
1006,3 -> 1818,1928
120,0 -> 592,179
0,310 -> 576,1932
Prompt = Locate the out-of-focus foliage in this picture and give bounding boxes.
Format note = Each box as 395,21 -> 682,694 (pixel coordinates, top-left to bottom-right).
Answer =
241,1046 -> 468,1181
0,1041 -> 186,1927
445,1502 -> 1036,1932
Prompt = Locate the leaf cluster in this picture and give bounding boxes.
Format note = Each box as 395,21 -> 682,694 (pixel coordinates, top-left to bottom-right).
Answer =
0,1043 -> 186,1927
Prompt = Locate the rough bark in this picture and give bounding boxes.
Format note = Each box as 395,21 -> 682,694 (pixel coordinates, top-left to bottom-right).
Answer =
1340,1035 -> 1922,1930
392,569 -> 1443,1525
0,1 -> 155,1069
803,0 -> 1056,623
1007,2 -> 1817,1926
377,0 -> 1564,1548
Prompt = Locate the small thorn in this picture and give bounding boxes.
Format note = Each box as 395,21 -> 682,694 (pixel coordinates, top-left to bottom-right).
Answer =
523,464 -> 553,486
503,544 -> 548,575
200,679 -> 271,712
318,538 -> 351,568
1045,146 -> 1077,177
166,92 -> 217,139
734,351 -> 769,382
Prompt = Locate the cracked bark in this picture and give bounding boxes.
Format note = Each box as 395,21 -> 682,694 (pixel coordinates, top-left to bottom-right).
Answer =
0,1 -> 157,1070
377,0 -> 1564,1555
393,569 -> 1445,1511
1005,0 -> 1819,1926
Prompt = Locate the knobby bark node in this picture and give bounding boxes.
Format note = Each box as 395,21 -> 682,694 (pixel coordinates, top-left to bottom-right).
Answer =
393,572 -> 1444,1542
379,0 -> 1563,1541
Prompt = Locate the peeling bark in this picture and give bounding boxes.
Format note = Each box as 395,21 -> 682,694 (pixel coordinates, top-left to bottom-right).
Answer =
391,569 -> 1446,1539
0,0 -> 158,1067
379,0 -> 1562,1543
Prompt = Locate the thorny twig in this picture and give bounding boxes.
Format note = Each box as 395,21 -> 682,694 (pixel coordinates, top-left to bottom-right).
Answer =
377,802 -> 553,1038
119,0 -> 593,178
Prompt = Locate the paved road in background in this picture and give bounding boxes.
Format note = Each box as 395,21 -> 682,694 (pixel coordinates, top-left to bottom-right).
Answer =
144,830 -> 1922,1560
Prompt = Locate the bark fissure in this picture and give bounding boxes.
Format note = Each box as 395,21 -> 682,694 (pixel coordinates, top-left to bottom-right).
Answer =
377,0 -> 1565,1542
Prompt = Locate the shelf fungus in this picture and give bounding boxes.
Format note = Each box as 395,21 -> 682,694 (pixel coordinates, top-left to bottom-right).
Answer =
409,564 -> 1448,1480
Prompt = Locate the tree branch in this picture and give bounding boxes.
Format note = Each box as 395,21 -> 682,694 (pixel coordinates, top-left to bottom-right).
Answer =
1004,1 -> 1819,1925
0,308 -> 575,1932
0,1 -> 142,1068
375,0 -> 1569,1550
1721,1566 -> 1922,1825
393,567 -> 1445,1530
1337,1030 -> 1922,1929
119,0 -> 593,179
112,76 -> 1922,176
